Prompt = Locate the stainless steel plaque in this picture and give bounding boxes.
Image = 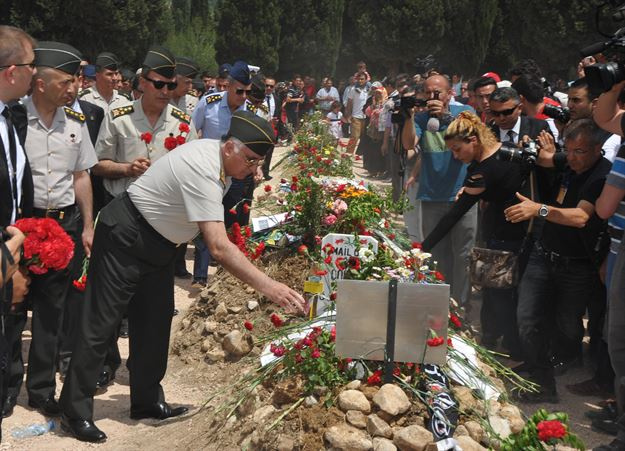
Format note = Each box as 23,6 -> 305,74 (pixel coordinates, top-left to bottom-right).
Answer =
335,280 -> 450,365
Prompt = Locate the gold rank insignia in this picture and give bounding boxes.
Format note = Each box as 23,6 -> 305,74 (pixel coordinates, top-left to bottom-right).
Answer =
63,107 -> 86,123
246,101 -> 257,113
219,168 -> 227,188
111,105 -> 134,119
205,94 -> 221,105
171,107 -> 191,124
77,88 -> 90,98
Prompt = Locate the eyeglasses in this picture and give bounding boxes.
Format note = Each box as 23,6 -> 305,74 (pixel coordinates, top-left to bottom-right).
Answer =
490,105 -> 519,117
235,88 -> 252,95
0,61 -> 36,70
143,76 -> 177,90
240,152 -> 264,167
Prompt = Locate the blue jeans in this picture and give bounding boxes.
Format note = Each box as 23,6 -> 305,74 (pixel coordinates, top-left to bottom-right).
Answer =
517,245 -> 602,385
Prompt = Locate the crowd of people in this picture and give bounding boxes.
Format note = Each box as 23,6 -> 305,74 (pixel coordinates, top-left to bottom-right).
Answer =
2,22 -> 625,451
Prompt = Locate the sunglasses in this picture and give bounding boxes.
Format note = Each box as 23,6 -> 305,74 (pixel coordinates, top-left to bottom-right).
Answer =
490,105 -> 519,117
0,61 -> 36,70
143,76 -> 177,90
266,84 -> 275,88
236,88 -> 252,95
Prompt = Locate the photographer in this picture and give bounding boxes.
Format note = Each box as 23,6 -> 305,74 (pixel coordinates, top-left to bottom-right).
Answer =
504,118 -> 611,403
402,74 -> 475,306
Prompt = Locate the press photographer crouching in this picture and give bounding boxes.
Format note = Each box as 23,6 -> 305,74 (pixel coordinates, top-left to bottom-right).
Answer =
420,111 -> 532,360
504,118 -> 611,403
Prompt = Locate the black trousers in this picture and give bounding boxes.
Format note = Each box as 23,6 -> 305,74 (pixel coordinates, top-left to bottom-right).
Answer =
59,193 -> 176,420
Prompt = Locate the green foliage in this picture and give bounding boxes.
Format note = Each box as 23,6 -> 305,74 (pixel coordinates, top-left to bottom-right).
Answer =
277,0 -> 346,79
164,16 -> 217,73
348,0 -> 445,74
9,0 -> 169,67
215,0 -> 281,74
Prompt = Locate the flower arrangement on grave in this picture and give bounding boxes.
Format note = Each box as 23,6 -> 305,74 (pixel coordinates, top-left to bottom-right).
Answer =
499,409 -> 584,450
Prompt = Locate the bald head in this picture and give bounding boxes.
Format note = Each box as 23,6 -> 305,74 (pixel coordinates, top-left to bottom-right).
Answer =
425,74 -> 451,90
424,74 -> 453,108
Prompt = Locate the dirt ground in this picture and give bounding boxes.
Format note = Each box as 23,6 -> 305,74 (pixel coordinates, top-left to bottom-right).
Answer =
0,145 -> 614,450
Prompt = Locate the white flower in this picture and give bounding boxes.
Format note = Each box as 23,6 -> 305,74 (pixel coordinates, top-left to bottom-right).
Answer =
358,247 -> 375,263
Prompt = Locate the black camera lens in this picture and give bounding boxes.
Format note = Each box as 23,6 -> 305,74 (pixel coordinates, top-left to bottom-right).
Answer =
585,62 -> 625,95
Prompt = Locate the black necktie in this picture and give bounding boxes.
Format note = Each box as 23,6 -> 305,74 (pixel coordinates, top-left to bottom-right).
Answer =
506,130 -> 515,144
2,107 -> 19,219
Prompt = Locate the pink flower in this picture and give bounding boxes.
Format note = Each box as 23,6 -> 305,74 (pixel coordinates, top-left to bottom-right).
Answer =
332,199 -> 348,216
323,214 -> 337,226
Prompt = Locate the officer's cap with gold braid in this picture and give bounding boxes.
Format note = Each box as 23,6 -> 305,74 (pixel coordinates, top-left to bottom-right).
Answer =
175,56 -> 200,79
226,110 -> 275,157
95,52 -> 119,70
141,46 -> 176,79
34,42 -> 82,76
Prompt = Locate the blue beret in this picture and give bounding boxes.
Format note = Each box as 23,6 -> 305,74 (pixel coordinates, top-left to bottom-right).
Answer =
218,63 -> 231,78
230,60 -> 250,85
83,64 -> 96,79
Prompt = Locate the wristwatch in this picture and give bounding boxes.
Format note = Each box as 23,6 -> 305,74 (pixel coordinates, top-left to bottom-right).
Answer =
538,204 -> 549,218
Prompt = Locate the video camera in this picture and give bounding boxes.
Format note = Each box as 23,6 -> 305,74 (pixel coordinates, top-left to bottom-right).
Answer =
542,103 -> 571,124
581,1 -> 625,94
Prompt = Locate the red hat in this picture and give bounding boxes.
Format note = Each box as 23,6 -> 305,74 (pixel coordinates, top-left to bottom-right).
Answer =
482,71 -> 501,83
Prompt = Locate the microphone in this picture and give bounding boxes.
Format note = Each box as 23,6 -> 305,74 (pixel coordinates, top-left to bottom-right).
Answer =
426,116 -> 440,132
580,41 -> 612,57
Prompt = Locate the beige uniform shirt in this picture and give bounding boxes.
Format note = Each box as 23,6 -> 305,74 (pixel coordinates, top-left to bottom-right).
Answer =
96,99 -> 198,196
79,86 -> 131,113
171,94 -> 199,114
23,97 -> 98,209
128,139 -> 231,244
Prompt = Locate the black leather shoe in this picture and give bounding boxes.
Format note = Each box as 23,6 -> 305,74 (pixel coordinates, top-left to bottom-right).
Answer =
130,401 -> 188,420
175,270 -> 192,279
119,318 -> 129,338
2,394 -> 17,418
95,370 -> 115,390
28,396 -> 62,417
593,418 -> 620,436
61,415 -> 107,443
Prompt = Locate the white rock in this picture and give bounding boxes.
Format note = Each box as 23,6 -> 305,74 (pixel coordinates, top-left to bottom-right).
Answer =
324,424 -> 373,450
214,302 -> 228,321
253,405 -> 277,423
338,390 -> 371,413
346,380 -> 362,390
464,420 -> 483,443
247,300 -> 259,311
204,320 -> 218,334
456,435 -> 487,451
304,395 -> 318,407
393,425 -> 433,451
373,437 -> 397,451
373,384 -> 411,416
227,305 -> 243,314
275,435 -> 295,451
488,415 -> 511,439
222,330 -> 253,356
499,404 -> 525,434
200,338 -> 212,352
346,410 -> 368,429
181,318 -> 190,329
367,414 -> 393,438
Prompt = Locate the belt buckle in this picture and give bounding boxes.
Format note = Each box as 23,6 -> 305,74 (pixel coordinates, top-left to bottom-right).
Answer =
45,209 -> 63,220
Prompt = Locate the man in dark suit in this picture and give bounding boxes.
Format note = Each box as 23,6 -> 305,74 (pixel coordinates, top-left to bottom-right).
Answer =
0,25 -> 36,425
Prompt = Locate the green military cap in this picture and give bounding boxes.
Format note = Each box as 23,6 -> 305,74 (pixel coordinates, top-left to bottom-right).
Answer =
175,56 -> 200,79
142,45 -> 176,79
227,110 -> 275,157
95,52 -> 119,70
120,68 -> 135,81
34,41 -> 82,75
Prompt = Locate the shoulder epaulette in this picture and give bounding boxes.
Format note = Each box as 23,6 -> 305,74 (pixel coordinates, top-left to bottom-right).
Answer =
171,107 -> 191,124
205,94 -> 222,105
247,102 -> 257,113
63,107 -> 86,123
77,88 -> 91,98
257,103 -> 269,114
119,91 -> 132,101
187,91 -> 199,98
111,105 -> 134,119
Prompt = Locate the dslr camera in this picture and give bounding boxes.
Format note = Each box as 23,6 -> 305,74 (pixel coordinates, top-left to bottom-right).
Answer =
497,140 -> 540,167
542,103 -> 571,124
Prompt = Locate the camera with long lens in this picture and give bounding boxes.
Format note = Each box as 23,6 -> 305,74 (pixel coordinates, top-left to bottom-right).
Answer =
390,93 -> 426,124
581,1 -> 625,94
497,140 -> 540,167
542,104 -> 571,124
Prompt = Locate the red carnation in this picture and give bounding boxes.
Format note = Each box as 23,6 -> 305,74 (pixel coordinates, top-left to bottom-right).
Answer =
367,369 -> 382,385
314,269 -> 328,276
348,256 -> 361,271
176,135 -> 186,145
242,203 -> 250,214
426,337 -> 445,347
244,321 -> 254,331
297,244 -> 308,255
264,185 -> 272,192
311,348 -> 321,358
164,135 -> 178,150
270,313 -> 283,327
229,208 -> 237,215
434,271 -> 445,281
411,242 -> 422,249
179,123 -> 190,133
330,292 -> 337,301
324,255 -> 332,264
140,132 -> 152,144
449,314 -> 462,329
14,218 -> 75,274
388,233 -> 396,240
537,420 -> 567,442
335,257 -> 346,271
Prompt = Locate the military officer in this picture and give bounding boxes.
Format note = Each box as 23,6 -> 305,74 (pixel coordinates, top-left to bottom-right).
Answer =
171,56 -> 199,114
19,42 -> 97,417
248,74 -> 270,121
93,46 -> 198,201
79,52 -> 130,113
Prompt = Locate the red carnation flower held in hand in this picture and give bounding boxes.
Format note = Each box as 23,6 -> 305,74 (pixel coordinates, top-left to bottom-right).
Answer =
140,132 -> 152,144
179,123 -> 190,133
536,420 -> 567,442
72,274 -> 87,292
14,218 -> 75,274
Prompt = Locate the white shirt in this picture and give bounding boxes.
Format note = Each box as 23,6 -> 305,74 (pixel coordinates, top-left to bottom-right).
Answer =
498,116 -> 522,144
348,85 -> 369,119
0,100 -> 27,224
603,134 -> 621,162
265,94 -> 275,118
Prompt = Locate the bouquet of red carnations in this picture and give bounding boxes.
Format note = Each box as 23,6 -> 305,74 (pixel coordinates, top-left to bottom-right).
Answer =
14,217 -> 75,274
